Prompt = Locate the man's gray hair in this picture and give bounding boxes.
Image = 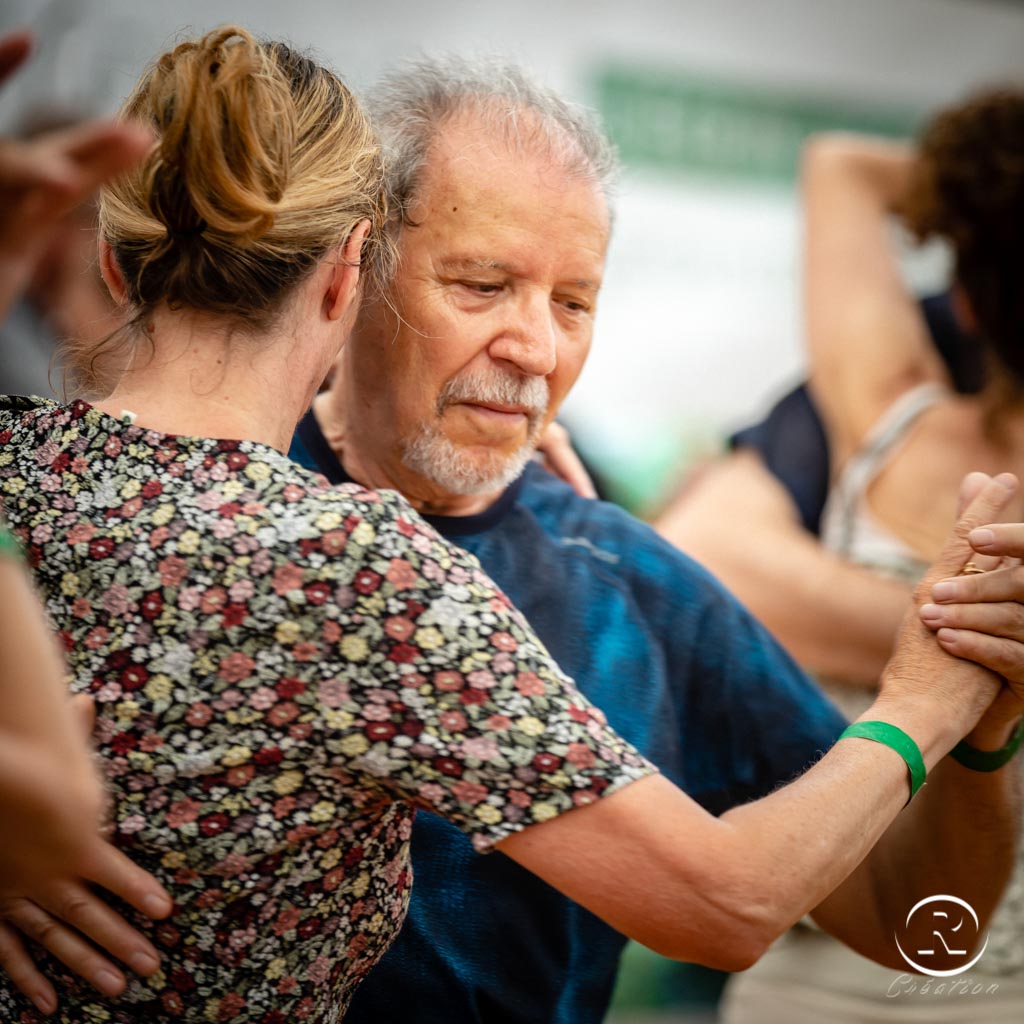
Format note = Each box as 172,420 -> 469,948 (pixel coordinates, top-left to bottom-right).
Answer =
368,56 -> 619,239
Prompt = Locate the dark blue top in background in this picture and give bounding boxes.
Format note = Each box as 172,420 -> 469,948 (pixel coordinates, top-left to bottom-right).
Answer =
290,412 -> 846,1024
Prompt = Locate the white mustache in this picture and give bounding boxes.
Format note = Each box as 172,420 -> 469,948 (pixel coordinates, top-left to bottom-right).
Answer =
438,370 -> 549,421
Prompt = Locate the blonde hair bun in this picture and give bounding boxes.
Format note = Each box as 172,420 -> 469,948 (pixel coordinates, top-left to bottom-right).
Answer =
97,25 -> 389,333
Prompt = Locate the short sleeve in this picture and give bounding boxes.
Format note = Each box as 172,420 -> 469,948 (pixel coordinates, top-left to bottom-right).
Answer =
301,488 -> 656,851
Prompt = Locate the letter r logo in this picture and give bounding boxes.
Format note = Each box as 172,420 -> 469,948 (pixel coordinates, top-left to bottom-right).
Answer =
895,895 -> 988,977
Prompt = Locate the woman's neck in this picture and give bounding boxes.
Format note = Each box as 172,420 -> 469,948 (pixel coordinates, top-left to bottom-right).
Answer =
94,308 -> 321,452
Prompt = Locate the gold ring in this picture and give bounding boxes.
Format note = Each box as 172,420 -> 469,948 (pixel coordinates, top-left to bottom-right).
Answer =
960,562 -> 986,575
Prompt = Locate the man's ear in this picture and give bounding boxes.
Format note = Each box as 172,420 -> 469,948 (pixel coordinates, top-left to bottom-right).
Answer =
325,219 -> 372,322
98,237 -> 128,306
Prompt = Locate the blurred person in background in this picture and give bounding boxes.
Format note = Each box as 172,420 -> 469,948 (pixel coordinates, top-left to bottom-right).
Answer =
0,25 -> 171,998
661,90 -> 1024,1022
0,0 -> 137,401
656,298 -> 981,690
0,111 -> 125,399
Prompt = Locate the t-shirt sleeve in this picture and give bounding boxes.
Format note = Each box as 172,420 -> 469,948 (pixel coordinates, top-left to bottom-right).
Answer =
304,488 -> 656,851
628,528 -> 848,813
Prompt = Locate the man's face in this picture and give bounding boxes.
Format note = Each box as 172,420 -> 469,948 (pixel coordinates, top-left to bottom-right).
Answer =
352,113 -> 610,497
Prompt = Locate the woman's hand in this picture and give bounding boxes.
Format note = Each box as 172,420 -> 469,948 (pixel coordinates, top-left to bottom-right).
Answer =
535,422 -> 596,499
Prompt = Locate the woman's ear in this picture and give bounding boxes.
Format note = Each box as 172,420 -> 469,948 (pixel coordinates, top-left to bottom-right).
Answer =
325,219 -> 372,322
97,237 -> 128,306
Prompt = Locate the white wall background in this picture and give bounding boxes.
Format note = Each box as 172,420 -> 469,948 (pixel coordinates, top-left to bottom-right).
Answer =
4,0 -> 1022,504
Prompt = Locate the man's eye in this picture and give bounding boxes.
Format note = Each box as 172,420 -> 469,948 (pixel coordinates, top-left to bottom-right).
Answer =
462,281 -> 501,295
559,298 -> 590,314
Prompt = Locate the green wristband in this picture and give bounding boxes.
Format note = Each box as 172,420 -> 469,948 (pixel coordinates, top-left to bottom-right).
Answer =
0,525 -> 22,561
950,718 -> 1024,773
839,720 -> 927,803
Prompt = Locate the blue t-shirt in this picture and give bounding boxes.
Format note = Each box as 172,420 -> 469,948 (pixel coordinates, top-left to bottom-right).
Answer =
289,411 -> 846,1024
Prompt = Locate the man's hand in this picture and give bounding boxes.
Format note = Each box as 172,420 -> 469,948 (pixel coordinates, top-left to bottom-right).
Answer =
0,837 -> 172,1016
0,28 -> 152,318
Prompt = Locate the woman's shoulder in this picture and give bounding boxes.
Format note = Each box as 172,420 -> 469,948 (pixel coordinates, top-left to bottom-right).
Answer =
864,393 -> 1024,558
256,453 -> 470,573
269,456 -> 435,538
886,391 -> 1024,469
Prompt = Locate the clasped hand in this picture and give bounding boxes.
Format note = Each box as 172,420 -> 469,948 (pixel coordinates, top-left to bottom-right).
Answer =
915,473 -> 1024,728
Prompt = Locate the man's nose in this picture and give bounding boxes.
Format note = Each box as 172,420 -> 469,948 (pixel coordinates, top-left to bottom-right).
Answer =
488,293 -> 558,377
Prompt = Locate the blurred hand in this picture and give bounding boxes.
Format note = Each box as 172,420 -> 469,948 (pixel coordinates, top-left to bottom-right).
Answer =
0,837 -> 172,1015
0,684 -> 170,1014
0,28 -> 152,319
534,421 -> 596,499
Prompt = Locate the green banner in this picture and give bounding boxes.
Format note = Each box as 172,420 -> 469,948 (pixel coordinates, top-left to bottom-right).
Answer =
595,65 -> 923,184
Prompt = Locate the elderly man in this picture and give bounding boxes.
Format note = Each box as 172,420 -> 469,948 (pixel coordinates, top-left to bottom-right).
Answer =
285,59 -> 1024,1024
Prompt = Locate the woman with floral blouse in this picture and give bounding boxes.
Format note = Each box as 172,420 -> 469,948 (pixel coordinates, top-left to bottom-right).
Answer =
1,22 -> 1022,1024
0,26 -> 652,1023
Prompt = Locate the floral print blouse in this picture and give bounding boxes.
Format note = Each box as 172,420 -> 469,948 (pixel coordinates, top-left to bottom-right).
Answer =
0,397 -> 653,1024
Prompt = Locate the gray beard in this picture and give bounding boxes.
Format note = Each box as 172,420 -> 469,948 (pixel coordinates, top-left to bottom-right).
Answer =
400,368 -> 548,496
401,423 -> 538,495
